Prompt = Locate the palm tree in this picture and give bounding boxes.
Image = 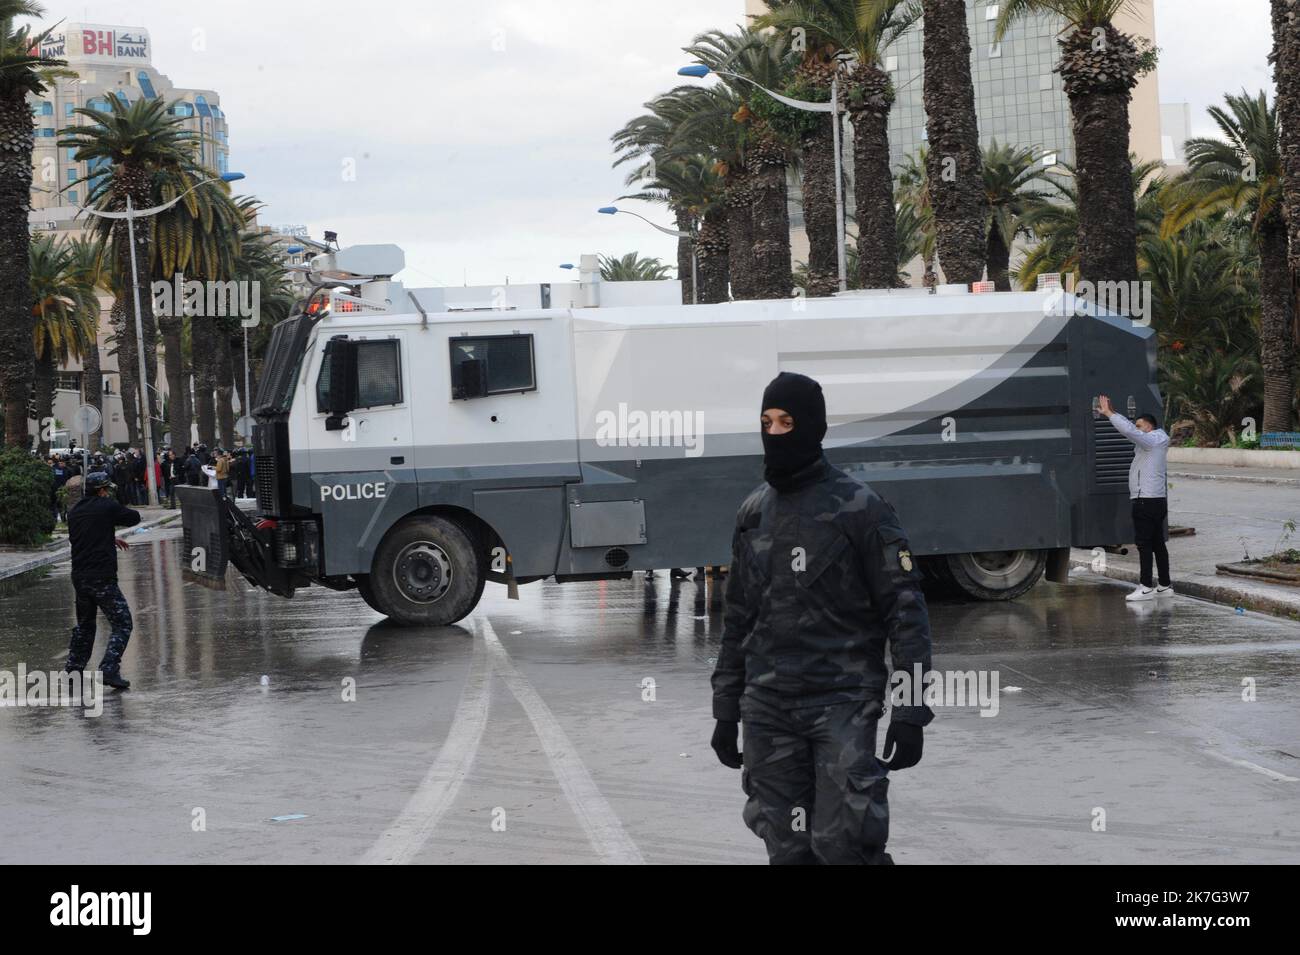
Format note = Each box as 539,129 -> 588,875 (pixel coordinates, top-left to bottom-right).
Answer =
149,167 -> 245,446
60,95 -> 201,448
1015,156 -> 1164,289
1162,91 -> 1293,431
613,99 -> 731,303
28,234 -> 98,454
866,0 -> 987,284
685,27 -> 797,299
63,235 -> 108,447
996,0 -> 1154,290
1140,221 -> 1257,357
1270,0 -> 1300,279
0,1 -> 66,446
981,141 -> 1052,290
599,252 -> 674,281
749,3 -> 842,297
755,0 -> 922,289
896,146 -> 937,286
227,224 -> 295,420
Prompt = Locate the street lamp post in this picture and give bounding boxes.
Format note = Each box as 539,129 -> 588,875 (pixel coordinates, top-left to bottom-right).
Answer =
679,63 -> 847,294
82,171 -> 245,506
596,206 -> 698,304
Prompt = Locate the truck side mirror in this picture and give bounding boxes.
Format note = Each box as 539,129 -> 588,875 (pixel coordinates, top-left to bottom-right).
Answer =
455,358 -> 489,400
324,336 -> 357,430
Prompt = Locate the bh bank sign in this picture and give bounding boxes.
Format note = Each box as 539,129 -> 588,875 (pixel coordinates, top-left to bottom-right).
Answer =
38,24 -> 151,64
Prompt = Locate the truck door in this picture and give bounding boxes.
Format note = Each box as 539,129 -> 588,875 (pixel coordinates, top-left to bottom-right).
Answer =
305,329 -> 416,575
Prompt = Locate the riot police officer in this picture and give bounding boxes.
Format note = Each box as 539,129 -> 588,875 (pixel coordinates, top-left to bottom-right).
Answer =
710,372 -> 934,864
65,472 -> 141,689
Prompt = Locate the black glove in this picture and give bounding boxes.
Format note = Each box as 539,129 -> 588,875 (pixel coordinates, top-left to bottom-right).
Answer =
711,720 -> 743,769
882,721 -> 923,771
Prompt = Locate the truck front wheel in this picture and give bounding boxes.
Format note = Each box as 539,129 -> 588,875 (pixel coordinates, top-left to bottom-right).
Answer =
944,549 -> 1047,601
367,515 -> 485,626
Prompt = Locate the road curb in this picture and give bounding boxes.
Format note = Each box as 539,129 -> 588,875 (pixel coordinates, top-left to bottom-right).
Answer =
1168,469 -> 1300,487
0,512 -> 180,583
1068,555 -> 1300,622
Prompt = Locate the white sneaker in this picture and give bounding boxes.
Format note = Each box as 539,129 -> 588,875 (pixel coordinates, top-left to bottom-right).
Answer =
1155,584 -> 1175,596
1126,585 -> 1157,601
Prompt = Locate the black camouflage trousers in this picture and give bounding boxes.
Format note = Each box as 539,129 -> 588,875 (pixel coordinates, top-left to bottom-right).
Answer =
67,578 -> 133,673
740,694 -> 892,865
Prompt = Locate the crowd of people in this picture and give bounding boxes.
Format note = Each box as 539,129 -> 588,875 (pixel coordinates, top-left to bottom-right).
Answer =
43,443 -> 255,520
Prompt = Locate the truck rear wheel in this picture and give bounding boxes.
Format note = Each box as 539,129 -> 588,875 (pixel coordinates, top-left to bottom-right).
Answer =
368,516 -> 485,626
944,549 -> 1046,601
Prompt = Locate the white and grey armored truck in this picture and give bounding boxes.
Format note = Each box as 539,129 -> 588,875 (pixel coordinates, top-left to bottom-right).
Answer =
179,244 -> 1153,625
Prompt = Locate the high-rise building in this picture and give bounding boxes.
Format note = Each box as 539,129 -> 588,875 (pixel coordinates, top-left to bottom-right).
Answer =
881,1 -> 1163,173
25,23 -> 231,448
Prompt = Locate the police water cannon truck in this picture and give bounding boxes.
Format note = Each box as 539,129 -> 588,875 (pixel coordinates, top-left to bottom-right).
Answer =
178,244 -> 1153,625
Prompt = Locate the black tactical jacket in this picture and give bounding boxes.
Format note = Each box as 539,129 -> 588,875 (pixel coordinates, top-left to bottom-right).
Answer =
711,455 -> 934,726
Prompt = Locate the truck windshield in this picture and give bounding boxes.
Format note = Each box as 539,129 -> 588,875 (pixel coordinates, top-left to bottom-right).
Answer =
253,314 -> 315,415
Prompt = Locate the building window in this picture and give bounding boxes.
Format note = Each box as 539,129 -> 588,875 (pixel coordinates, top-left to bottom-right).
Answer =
985,4 -> 999,20
63,102 -> 75,117
1042,151 -> 1057,167
55,372 -> 83,393
172,102 -> 194,117
989,42 -> 1002,58
38,128 -> 55,138
66,189 -> 77,205
66,168 -> 76,182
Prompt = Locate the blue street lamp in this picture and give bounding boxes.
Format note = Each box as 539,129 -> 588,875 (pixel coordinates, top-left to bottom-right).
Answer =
678,63 -> 847,293
596,206 -> 698,303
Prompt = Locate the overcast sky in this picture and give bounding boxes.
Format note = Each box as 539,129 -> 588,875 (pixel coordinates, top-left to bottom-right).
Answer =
40,0 -> 1277,288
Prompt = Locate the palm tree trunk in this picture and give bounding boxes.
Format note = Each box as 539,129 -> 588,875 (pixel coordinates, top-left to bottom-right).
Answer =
1059,24 -> 1141,288
193,318 -> 216,446
749,124 -> 793,300
0,90 -> 36,448
81,313 -> 104,448
725,169 -> 756,300
216,328 -> 236,448
696,206 -> 730,304
33,349 -> 55,456
1271,0 -> 1300,277
160,313 -> 186,447
674,209 -> 696,304
1259,221 -> 1296,432
797,65 -> 840,299
111,295 -> 140,448
847,65 -> 899,290
986,224 -> 1012,291
923,0 -> 988,285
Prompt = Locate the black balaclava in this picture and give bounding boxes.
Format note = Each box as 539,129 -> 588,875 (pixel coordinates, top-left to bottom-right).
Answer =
760,372 -> 827,491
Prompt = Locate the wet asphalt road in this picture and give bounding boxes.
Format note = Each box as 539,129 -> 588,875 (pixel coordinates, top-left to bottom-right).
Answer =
1,523 -> 1298,865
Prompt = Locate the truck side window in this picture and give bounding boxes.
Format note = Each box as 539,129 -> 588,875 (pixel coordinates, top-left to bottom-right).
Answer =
316,339 -> 403,412
450,334 -> 536,399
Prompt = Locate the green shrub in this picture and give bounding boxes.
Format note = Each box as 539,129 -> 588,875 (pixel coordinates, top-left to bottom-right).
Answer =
0,447 -> 56,546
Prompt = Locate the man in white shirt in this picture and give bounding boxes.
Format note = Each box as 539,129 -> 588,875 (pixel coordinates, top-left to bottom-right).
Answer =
1098,396 -> 1173,601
